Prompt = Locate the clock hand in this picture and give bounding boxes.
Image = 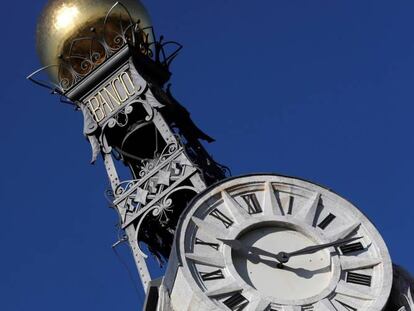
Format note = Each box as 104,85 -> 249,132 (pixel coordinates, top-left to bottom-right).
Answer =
275,236 -> 363,264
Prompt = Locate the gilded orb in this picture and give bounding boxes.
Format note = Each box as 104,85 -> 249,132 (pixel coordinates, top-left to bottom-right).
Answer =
36,0 -> 151,80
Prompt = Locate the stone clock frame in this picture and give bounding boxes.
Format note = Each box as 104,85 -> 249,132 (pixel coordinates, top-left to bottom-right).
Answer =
165,174 -> 393,311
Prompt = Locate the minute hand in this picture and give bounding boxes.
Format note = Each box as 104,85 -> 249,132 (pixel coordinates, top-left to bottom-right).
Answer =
276,236 -> 362,264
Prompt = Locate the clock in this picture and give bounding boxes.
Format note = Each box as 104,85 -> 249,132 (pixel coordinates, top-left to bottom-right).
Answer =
171,174 -> 392,311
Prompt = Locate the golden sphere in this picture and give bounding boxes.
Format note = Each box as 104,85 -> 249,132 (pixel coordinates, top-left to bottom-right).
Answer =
36,0 -> 151,72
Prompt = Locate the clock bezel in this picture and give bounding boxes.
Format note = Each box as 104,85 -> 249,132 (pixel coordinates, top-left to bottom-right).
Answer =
174,174 -> 393,311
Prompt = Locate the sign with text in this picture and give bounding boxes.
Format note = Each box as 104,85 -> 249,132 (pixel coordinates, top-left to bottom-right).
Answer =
84,66 -> 145,123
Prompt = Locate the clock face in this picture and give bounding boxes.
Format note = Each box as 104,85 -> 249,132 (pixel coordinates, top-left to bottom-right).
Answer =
175,175 -> 392,311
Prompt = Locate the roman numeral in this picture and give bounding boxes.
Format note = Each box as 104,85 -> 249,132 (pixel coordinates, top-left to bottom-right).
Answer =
222,293 -> 249,311
287,196 -> 294,215
340,242 -> 364,255
200,269 -> 224,281
241,193 -> 262,214
210,209 -> 234,228
318,213 -> 336,229
195,238 -> 219,250
346,272 -> 372,287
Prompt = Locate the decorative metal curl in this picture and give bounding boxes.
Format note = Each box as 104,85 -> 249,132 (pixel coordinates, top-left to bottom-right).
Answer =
133,206 -> 159,258
398,286 -> 414,311
138,142 -> 178,178
100,100 -> 149,136
26,65 -> 64,94
114,179 -> 139,196
134,185 -> 198,258
103,2 -> 136,52
28,3 -> 183,93
391,265 -> 414,311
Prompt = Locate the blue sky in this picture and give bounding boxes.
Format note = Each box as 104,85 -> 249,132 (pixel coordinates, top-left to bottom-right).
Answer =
1,0 -> 413,310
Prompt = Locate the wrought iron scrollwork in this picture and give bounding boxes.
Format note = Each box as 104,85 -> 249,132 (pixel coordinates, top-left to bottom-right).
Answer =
138,143 -> 178,178
134,185 -> 198,258
113,141 -> 181,197
389,265 -> 414,311
103,2 -> 136,52
28,1 -> 227,271
28,2 -> 183,94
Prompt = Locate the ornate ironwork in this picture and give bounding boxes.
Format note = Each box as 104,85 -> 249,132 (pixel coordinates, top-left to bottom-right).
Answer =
27,2 -> 182,94
390,265 -> 414,311
29,1 -> 228,289
134,185 -> 198,258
